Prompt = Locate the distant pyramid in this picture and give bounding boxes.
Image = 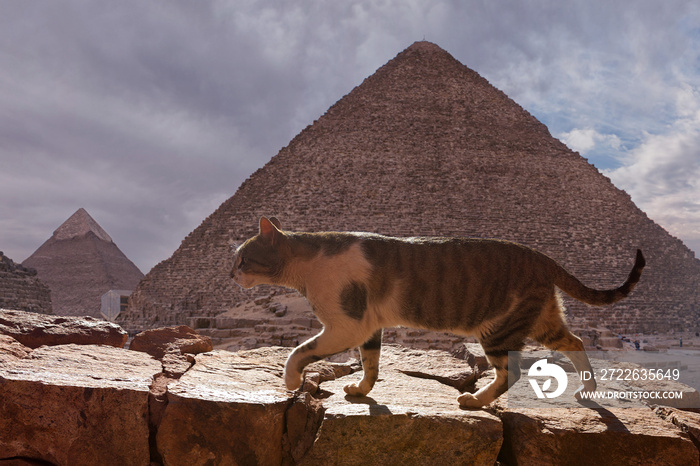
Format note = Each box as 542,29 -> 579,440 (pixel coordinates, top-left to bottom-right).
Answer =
23,208 -> 144,317
120,41 -> 700,334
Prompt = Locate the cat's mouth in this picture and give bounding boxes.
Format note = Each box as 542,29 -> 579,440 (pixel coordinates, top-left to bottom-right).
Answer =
231,269 -> 255,289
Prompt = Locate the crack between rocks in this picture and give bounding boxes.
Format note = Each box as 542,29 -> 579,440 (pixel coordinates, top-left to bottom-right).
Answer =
0,456 -> 57,465
281,392 -> 326,465
653,406 -> 700,458
146,354 -> 199,466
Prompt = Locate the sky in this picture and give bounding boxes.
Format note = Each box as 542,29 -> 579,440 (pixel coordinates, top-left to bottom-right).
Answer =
1,1 -> 699,273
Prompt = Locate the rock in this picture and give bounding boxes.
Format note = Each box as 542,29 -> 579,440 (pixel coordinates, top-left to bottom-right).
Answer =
655,406 -> 700,446
599,336 -> 623,349
0,344 -> 161,466
497,406 -> 699,465
254,296 -> 271,306
283,392 -> 326,464
1,341 -> 699,465
377,344 -> 479,392
306,358 -> 358,383
129,325 -> 212,359
156,347 -> 294,466
161,352 -> 195,378
451,342 -> 490,371
214,316 -> 260,328
0,334 -> 31,364
0,308 -> 127,348
300,353 -> 503,465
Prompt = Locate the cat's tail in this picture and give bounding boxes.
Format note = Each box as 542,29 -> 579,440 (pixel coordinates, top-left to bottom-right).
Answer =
554,249 -> 646,306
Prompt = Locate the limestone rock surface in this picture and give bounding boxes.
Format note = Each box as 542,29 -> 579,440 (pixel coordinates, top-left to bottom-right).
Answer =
0,334 -> 31,364
302,369 -> 502,465
495,402 -> 699,465
655,406 -> 700,447
0,334 -> 698,465
129,325 -> 213,359
0,344 -> 161,465
0,308 -> 127,348
156,347 -> 293,466
381,344 -> 479,392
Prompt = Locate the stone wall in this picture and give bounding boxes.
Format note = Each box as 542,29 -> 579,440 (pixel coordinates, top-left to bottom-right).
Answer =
0,252 -> 51,314
1,324 -> 699,465
120,41 -> 700,335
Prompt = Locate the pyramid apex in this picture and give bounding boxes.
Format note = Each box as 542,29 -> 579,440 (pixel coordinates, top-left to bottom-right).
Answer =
406,40 -> 444,51
53,208 -> 113,242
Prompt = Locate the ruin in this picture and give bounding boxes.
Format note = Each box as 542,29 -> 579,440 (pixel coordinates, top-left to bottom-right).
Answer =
0,252 -> 52,314
24,208 -> 143,317
120,41 -> 700,335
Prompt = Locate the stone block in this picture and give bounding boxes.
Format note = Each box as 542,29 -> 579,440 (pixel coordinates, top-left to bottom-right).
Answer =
156,348 -> 293,465
0,344 -> 161,465
300,363 -> 502,465
0,308 -> 127,348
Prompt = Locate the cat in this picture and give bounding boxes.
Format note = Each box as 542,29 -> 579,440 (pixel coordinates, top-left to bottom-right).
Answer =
231,216 -> 645,408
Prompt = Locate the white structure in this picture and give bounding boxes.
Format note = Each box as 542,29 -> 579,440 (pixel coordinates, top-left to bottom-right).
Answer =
100,290 -> 132,321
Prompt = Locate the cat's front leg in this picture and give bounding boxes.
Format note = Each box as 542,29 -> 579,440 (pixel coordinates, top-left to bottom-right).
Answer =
284,328 -> 364,391
344,329 -> 382,396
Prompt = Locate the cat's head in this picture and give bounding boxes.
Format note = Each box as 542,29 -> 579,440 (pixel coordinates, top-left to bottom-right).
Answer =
231,216 -> 288,288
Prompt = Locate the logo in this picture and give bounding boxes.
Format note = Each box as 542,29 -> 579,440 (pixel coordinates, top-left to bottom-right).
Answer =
528,359 -> 568,399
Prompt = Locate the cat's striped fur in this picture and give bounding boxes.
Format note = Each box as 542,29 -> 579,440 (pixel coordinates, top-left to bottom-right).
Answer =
231,217 -> 645,407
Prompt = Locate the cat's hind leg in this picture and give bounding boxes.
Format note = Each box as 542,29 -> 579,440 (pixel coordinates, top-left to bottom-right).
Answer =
344,329 -> 382,396
458,351 -> 521,408
535,327 -> 596,400
531,301 -> 596,400
460,297 -> 543,408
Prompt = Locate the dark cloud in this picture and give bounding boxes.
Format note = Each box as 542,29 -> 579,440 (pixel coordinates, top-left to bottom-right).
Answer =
1,0 -> 699,272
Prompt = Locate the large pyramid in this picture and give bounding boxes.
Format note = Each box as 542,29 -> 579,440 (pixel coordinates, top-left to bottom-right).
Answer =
121,41 -> 700,334
23,208 -> 144,317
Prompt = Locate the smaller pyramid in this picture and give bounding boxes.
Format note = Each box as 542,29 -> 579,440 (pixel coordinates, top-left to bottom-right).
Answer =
23,209 -> 144,317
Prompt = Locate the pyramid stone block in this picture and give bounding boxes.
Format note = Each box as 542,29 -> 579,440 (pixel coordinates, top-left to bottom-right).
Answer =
0,252 -> 52,314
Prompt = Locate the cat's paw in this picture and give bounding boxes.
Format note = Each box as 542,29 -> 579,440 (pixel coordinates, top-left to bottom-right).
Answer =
343,381 -> 370,397
284,368 -> 303,391
457,392 -> 485,408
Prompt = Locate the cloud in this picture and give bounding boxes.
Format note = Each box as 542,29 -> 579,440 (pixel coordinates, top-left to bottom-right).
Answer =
559,128 -> 621,154
605,84 -> 700,256
1,0 -> 699,271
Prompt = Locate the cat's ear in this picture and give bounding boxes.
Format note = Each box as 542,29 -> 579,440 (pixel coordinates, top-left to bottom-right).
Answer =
269,217 -> 282,230
259,216 -> 281,244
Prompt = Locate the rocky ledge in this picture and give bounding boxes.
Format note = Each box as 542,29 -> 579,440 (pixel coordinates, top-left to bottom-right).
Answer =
1,309 -> 699,465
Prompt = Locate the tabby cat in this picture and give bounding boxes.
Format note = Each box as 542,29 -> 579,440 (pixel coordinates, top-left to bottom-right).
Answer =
231,217 -> 645,407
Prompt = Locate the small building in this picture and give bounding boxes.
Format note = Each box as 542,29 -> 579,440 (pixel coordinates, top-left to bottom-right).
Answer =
101,290 -> 132,321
